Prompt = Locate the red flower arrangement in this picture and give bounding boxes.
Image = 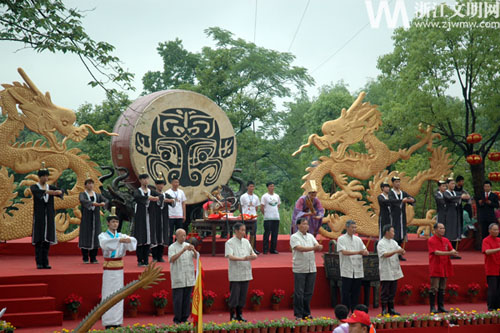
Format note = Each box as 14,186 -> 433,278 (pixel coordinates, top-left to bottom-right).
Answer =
64,293 -> 83,313
400,284 -> 413,296
447,284 -> 460,297
203,290 -> 217,307
126,294 -> 141,308
224,292 -> 231,304
467,283 -> 481,296
419,283 -> 431,298
152,289 -> 169,309
271,289 -> 286,304
250,289 -> 265,305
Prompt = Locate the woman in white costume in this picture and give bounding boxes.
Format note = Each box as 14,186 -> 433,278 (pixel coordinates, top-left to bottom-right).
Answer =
98,207 -> 137,329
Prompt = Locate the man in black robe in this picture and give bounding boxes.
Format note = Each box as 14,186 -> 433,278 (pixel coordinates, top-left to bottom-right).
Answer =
132,173 -> 162,267
476,181 -> 500,240
377,179 -> 392,239
388,174 -> 415,261
434,178 -> 447,224
79,177 -> 107,264
31,165 -> 64,269
151,176 -> 174,262
455,175 -> 473,220
443,176 -> 470,259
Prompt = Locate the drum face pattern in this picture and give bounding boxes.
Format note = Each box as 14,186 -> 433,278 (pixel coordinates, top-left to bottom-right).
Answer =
111,90 -> 237,204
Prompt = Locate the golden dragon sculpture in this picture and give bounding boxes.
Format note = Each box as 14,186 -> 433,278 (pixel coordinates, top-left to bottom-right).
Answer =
293,92 -> 452,238
74,263 -> 164,332
0,68 -> 117,242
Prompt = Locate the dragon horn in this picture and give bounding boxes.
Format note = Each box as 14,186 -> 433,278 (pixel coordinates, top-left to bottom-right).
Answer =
17,68 -> 42,96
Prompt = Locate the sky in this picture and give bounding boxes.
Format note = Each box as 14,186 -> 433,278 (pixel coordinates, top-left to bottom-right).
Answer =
0,0 -> 438,111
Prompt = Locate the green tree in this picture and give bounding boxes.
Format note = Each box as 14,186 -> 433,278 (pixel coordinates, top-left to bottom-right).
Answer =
377,0 -> 500,197
143,27 -> 314,136
0,0 -> 134,92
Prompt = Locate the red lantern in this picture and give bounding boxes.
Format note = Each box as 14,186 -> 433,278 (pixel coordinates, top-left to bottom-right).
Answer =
488,152 -> 500,162
466,133 -> 482,144
488,172 -> 500,182
466,154 -> 483,165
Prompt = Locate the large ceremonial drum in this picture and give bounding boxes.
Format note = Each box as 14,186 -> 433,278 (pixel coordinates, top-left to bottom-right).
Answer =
111,90 -> 237,205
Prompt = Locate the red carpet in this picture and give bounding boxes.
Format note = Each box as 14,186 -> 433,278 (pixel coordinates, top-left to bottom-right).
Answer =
0,234 -> 487,330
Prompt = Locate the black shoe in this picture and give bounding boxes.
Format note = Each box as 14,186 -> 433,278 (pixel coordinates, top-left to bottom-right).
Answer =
90,260 -> 99,264
229,308 -> 237,321
43,265 -> 52,269
236,307 -> 247,322
381,303 -> 388,316
429,292 -> 437,313
83,260 -> 89,264
157,257 -> 165,263
388,302 -> 400,316
37,264 -> 44,269
399,255 -> 407,261
263,251 -> 268,254
254,249 -> 260,255
271,250 -> 279,254
450,255 -> 461,260
437,291 -> 448,313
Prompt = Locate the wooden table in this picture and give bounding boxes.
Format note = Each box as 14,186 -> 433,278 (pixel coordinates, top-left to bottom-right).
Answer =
191,218 -> 257,256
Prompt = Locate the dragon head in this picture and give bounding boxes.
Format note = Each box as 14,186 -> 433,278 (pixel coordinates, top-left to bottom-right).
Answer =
7,68 -> 116,151
321,92 -> 382,159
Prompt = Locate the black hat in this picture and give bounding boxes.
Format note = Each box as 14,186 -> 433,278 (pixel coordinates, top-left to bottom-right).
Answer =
37,161 -> 49,177
138,166 -> 149,180
106,206 -> 119,222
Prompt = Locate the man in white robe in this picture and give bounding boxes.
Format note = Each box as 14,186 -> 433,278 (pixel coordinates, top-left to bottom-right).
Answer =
99,210 -> 137,329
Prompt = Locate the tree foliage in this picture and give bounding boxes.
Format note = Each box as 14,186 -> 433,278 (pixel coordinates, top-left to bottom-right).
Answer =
0,0 -> 134,92
377,0 -> 500,196
143,27 -> 314,135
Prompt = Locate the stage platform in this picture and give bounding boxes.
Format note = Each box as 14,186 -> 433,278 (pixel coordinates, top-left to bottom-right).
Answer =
0,234 -> 486,330
0,233 -> 475,256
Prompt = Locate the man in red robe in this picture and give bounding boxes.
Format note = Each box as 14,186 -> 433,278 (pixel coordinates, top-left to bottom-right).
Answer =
428,222 -> 458,313
482,223 -> 500,311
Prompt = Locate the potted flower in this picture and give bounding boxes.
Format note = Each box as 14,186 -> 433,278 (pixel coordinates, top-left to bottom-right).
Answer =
203,290 -> 217,313
467,283 -> 481,302
399,284 -> 413,305
249,289 -> 264,311
177,321 -> 193,333
152,289 -> 169,316
64,293 -> 83,320
224,291 -> 231,309
446,284 -> 460,303
271,289 -> 285,311
0,320 -> 15,333
280,317 -> 294,333
371,317 -> 384,330
126,294 -> 141,317
418,283 -> 431,304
